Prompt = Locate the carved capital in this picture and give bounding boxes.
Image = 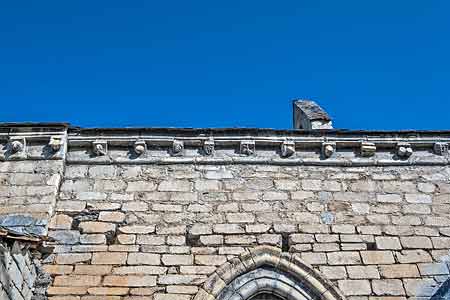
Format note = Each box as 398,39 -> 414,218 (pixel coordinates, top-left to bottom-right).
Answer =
92,140 -> 107,156
281,141 -> 295,158
397,142 -> 413,158
240,141 -> 255,156
322,142 -> 336,159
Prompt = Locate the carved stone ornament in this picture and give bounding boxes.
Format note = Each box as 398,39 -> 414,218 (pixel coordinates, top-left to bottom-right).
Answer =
397,142 -> 413,158
172,140 -> 184,156
48,136 -> 63,152
361,141 -> 376,157
434,142 -> 449,156
322,142 -> 336,158
8,138 -> 25,154
240,140 -> 255,156
92,140 -> 107,156
203,138 -> 215,156
281,140 -> 295,158
134,140 -> 147,155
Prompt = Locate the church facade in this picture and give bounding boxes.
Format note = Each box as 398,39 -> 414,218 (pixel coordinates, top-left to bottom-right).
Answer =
1,101 -> 449,300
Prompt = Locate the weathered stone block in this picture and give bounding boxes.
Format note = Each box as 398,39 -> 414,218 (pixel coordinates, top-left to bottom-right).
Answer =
338,280 -> 372,296
372,279 -> 405,296
361,251 -> 395,265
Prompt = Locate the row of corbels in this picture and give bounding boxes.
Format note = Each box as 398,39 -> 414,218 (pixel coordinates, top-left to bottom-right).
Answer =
322,141 -> 449,159
5,136 -> 64,155
90,139 -> 450,159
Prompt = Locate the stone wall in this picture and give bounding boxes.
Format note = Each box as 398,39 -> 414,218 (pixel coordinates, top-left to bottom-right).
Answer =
1,120 -> 450,300
0,240 -> 38,300
42,163 -> 450,299
0,160 -> 64,236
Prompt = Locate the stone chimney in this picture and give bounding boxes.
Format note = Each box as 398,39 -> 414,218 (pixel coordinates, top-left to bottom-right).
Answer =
293,100 -> 333,130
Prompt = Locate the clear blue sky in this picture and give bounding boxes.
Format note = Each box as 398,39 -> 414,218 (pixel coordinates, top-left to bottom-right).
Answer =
0,1 -> 449,130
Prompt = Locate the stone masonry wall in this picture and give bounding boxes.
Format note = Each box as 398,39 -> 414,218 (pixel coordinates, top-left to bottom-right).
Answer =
0,160 -> 64,236
41,163 -> 450,300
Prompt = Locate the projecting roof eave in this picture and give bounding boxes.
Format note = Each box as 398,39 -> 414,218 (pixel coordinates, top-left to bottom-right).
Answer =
68,126 -> 450,138
0,122 -> 70,128
1,122 -> 450,137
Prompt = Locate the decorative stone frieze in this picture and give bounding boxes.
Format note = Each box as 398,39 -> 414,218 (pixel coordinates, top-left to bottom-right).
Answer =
240,140 -> 255,156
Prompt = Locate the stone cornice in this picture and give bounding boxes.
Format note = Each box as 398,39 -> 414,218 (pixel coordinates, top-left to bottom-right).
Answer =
66,130 -> 450,166
1,124 -> 450,165
0,124 -> 68,161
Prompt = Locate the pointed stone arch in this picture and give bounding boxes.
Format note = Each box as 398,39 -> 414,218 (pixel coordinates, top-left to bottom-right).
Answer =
193,246 -> 346,300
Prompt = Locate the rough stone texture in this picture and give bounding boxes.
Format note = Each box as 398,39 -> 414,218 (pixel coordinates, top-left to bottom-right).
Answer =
0,160 -> 63,236
1,122 -> 450,299
0,240 -> 38,300
36,163 -> 450,299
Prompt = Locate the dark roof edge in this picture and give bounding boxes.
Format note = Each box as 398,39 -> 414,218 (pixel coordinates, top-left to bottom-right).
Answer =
1,123 -> 450,136
0,122 -> 70,128
68,126 -> 450,137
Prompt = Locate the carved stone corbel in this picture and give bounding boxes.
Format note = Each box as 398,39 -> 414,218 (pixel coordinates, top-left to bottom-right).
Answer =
203,138 -> 215,156
322,142 -> 336,158
396,142 -> 413,158
48,136 -> 63,152
281,140 -> 295,158
172,140 -> 184,156
134,140 -> 147,155
92,140 -> 107,156
434,142 -> 449,156
8,137 -> 25,154
240,140 -> 255,156
361,142 -> 376,157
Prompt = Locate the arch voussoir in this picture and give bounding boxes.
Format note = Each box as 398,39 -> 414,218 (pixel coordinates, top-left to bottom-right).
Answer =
193,288 -> 215,300
194,246 -> 346,300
